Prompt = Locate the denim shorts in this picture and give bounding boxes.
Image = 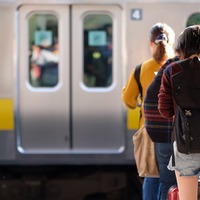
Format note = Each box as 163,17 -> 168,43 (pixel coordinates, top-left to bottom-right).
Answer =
168,141 -> 200,176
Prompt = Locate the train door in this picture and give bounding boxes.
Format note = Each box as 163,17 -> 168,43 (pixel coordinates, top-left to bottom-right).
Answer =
17,4 -> 124,154
72,5 -> 125,153
71,5 -> 124,152
18,5 -> 70,153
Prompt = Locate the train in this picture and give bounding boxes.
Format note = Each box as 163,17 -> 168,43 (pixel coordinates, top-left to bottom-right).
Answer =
0,0 -> 200,199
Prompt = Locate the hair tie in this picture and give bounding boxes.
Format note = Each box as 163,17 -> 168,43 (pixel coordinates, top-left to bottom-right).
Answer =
155,34 -> 168,44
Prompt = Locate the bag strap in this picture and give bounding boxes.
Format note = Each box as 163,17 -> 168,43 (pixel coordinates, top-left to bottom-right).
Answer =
134,63 -> 143,100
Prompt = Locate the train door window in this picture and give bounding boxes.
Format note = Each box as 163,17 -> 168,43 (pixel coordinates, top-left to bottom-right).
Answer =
186,12 -> 200,27
83,14 -> 112,87
29,14 -> 58,87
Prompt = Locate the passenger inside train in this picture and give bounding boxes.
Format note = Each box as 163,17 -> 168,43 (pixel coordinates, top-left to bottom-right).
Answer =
83,19 -> 113,87
28,14 -> 59,87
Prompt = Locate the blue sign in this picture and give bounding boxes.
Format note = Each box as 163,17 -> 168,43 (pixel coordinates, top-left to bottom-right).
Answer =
88,31 -> 107,46
34,31 -> 52,46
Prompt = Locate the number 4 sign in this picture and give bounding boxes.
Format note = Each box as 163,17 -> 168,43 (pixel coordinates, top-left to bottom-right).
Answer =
131,9 -> 142,20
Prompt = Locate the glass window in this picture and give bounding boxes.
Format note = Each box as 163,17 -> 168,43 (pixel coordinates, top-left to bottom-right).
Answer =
186,12 -> 200,27
29,14 -> 59,87
83,14 -> 113,87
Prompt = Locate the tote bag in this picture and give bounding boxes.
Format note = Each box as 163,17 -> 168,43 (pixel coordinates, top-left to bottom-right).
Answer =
133,125 -> 159,177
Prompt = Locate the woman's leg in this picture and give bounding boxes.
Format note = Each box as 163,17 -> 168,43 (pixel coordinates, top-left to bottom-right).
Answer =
155,143 -> 177,200
142,177 -> 160,200
175,171 -> 198,200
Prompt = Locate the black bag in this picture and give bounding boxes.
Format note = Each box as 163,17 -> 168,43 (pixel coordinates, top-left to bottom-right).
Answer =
172,57 -> 200,154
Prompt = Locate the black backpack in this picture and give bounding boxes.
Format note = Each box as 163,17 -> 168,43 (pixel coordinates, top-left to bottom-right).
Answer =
172,57 -> 200,154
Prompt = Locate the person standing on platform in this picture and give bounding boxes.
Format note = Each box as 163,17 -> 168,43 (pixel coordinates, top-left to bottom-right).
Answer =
122,22 -> 175,200
144,53 -> 180,200
158,25 -> 200,200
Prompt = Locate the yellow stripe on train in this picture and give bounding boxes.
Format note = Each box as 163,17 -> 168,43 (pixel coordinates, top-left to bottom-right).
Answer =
127,107 -> 141,130
0,99 -> 14,130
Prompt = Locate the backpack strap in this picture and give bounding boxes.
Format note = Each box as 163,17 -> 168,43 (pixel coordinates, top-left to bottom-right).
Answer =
176,59 -> 189,71
134,64 -> 143,100
176,57 -> 200,71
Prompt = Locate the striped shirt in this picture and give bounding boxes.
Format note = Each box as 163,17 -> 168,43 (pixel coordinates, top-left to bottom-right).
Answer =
144,57 -> 178,143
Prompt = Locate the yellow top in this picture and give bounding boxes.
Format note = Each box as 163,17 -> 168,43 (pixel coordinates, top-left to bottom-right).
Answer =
122,58 -> 161,127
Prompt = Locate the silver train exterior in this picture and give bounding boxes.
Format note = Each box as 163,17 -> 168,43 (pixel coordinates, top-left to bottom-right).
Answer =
0,0 -> 200,199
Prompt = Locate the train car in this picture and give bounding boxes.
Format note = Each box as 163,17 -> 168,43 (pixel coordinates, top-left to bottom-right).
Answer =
0,0 -> 200,199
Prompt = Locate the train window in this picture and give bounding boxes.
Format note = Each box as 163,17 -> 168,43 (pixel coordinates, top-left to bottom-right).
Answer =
28,14 -> 58,87
186,12 -> 200,27
83,14 -> 112,87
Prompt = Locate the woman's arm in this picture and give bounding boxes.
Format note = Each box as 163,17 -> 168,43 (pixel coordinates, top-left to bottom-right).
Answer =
158,65 -> 174,118
122,69 -> 140,109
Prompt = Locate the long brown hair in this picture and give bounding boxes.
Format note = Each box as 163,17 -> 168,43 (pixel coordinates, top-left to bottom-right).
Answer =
150,23 -> 175,64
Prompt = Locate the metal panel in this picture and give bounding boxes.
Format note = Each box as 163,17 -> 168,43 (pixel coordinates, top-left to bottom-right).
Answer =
0,7 -> 13,97
17,5 -> 70,153
72,5 -> 125,153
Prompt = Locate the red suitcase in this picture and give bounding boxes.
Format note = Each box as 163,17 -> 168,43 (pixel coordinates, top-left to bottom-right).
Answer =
168,185 -> 179,200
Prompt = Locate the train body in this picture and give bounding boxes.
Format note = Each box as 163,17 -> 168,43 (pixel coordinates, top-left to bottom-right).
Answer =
1,0 -> 200,199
